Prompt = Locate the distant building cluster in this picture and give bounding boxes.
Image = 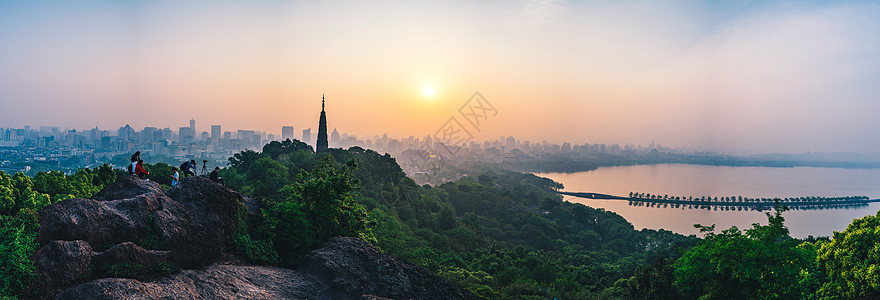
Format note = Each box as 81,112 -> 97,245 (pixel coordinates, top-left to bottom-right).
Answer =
0,97 -> 675,174
0,120 -> 303,173
0,118 -> 674,174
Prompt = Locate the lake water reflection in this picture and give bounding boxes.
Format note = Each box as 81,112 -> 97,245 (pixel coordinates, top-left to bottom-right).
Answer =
536,164 -> 880,238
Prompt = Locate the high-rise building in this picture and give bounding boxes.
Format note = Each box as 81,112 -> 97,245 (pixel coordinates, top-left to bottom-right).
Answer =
178,127 -> 194,144
282,126 -> 294,141
506,136 -> 516,152
142,127 -> 158,142
189,118 -> 196,137
211,125 -> 221,144
302,128 -> 311,145
330,128 -> 340,147
316,95 -> 328,152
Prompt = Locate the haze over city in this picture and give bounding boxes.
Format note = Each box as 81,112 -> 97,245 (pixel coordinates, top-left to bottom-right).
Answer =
2,0 -> 879,153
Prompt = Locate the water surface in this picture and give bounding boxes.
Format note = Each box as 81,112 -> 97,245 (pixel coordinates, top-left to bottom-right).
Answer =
536,164 -> 880,237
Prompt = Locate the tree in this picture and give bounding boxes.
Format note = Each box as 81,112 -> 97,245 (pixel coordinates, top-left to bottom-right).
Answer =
67,169 -> 101,199
262,139 -> 313,159
438,204 -> 457,231
227,149 -> 264,171
245,157 -> 290,197
260,199 -> 312,266
11,173 -> 50,212
285,158 -> 375,245
32,171 -> 71,200
623,256 -> 681,300
815,213 -> 880,298
674,202 -> 815,299
145,163 -> 174,186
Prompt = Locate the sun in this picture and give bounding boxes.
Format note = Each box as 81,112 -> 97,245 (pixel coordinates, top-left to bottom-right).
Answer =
422,86 -> 435,98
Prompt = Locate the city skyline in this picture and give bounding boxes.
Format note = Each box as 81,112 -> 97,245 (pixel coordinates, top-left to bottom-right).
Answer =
2,1 -> 880,154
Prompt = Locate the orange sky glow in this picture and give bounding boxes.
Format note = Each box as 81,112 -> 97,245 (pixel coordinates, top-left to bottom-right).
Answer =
1,1 -> 879,153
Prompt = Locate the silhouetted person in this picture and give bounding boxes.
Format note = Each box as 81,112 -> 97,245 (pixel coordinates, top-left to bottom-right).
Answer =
135,159 -> 149,180
170,167 -> 179,187
210,167 -> 224,186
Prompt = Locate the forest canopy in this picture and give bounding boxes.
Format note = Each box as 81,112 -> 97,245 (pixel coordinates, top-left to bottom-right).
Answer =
3,139 -> 880,299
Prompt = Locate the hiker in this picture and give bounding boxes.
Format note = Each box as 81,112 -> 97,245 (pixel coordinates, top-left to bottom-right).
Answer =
129,151 -> 140,174
180,160 -> 197,178
210,167 -> 224,186
135,159 -> 149,180
170,167 -> 179,187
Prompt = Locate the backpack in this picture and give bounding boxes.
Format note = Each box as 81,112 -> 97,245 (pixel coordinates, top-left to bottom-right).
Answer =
180,162 -> 188,171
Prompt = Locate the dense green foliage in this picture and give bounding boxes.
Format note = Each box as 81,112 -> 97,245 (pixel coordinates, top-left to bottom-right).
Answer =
0,165 -> 114,298
220,141 -> 701,298
222,140 -> 375,267
673,204 -> 818,299
0,209 -> 39,298
815,213 -> 880,298
7,142 -> 880,299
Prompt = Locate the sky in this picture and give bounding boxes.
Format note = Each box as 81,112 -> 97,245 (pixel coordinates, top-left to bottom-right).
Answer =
1,0 -> 879,154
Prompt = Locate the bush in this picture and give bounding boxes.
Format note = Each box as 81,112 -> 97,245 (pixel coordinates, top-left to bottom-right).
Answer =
816,213 -> 880,298
0,209 -> 39,298
260,200 -> 313,266
228,201 -> 278,264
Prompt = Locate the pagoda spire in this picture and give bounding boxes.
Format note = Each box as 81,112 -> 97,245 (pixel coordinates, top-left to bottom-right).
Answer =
317,94 -> 329,152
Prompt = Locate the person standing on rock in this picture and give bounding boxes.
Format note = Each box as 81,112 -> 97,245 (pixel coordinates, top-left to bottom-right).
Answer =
135,159 -> 150,180
171,167 -> 180,187
129,151 -> 140,175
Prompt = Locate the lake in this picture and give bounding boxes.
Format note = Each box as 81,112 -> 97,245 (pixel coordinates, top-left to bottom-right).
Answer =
536,164 -> 880,238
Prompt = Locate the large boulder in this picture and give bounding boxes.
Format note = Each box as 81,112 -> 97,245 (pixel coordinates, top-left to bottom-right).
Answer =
58,237 -> 479,300
37,175 -> 245,291
91,242 -> 175,278
165,176 -> 245,264
38,191 -> 182,249
301,237 -> 478,300
36,240 -> 93,287
92,175 -> 164,202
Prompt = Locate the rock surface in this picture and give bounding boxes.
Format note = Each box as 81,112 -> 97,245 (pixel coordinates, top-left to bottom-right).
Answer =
165,176 -> 244,265
38,176 -> 181,249
302,237 -> 477,300
90,242 -> 174,278
58,237 -> 478,300
92,175 -> 163,202
37,240 -> 93,287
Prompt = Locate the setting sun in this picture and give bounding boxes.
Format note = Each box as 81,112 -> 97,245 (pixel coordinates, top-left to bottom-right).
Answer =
422,86 -> 435,98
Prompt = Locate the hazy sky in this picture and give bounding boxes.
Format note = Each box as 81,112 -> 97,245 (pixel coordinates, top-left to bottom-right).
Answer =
1,0 -> 878,153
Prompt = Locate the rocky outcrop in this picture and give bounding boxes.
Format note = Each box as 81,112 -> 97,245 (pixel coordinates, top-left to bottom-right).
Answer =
38,175 -> 186,249
92,175 -> 163,202
302,237 -> 478,300
38,175 -> 477,299
58,237 -> 478,300
165,176 -> 245,264
35,176 -> 224,294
